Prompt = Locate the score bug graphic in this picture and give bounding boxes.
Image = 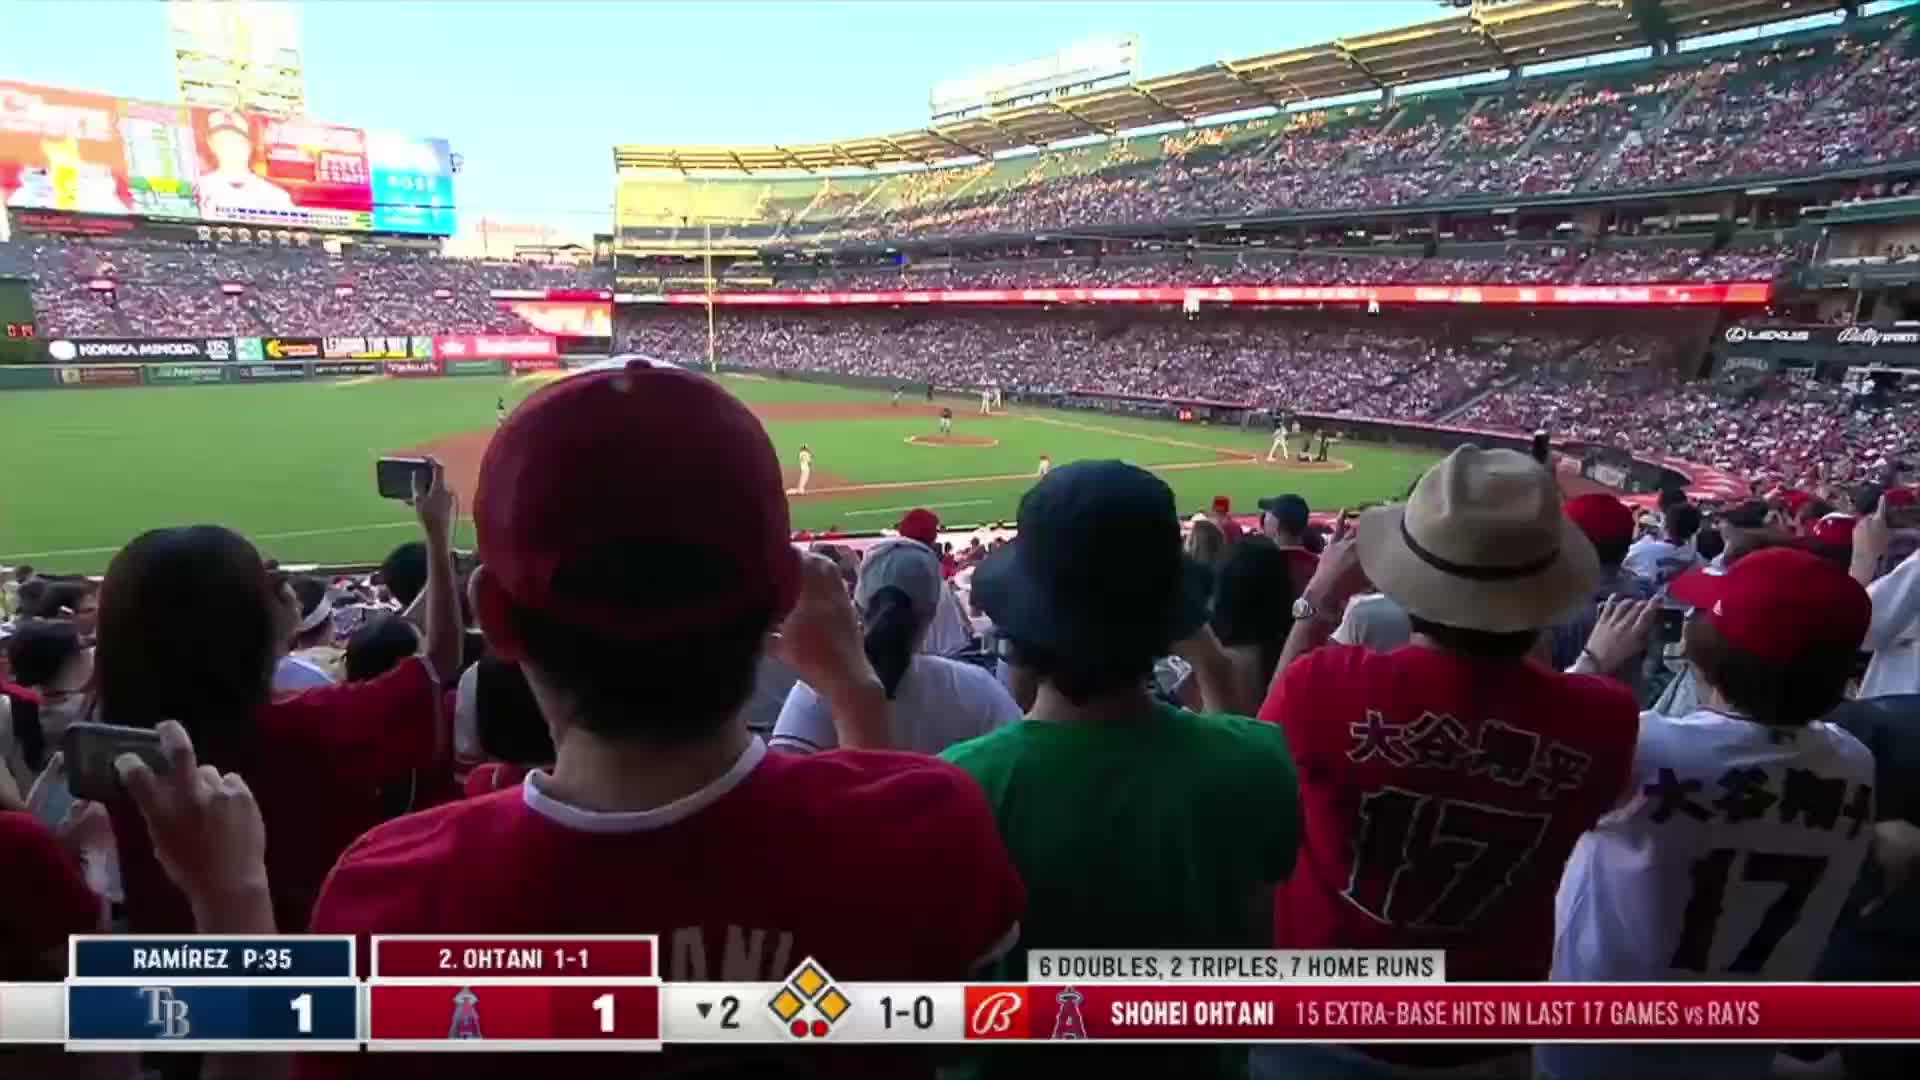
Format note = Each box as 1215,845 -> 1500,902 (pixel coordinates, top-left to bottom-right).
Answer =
767,959 -> 851,1039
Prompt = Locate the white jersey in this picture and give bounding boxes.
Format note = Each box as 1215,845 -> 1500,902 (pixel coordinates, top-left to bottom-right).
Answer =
1553,707 -> 1873,984
798,451 -> 812,469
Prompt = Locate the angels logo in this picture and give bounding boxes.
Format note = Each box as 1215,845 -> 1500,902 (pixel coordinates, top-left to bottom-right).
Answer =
1051,986 -> 1088,1040
448,987 -> 482,1039
205,338 -> 231,361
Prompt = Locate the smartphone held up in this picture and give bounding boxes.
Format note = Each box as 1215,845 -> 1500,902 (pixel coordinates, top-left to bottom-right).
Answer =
61,722 -> 168,802
375,457 -> 436,501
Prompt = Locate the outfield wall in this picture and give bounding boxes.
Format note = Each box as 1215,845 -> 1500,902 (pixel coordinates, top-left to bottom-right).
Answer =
0,354 -> 566,391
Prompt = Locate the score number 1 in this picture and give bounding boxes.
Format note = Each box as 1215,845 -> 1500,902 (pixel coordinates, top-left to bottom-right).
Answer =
291,993 -> 312,1034
593,993 -> 615,1033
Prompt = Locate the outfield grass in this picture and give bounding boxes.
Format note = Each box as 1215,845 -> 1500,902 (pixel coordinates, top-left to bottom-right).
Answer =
0,372 -> 1439,572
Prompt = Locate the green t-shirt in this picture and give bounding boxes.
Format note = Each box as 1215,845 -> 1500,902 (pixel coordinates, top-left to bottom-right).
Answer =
941,703 -> 1299,967
939,705 -> 1298,1079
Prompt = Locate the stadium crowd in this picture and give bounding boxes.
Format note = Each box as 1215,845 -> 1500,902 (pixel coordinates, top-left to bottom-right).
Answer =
750,15 -> 1920,245
4,354 -> 1918,1080
0,238 -> 606,339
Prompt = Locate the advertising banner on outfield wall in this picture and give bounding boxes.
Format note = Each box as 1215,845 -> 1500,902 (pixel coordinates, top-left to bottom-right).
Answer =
144,362 -> 228,385
311,360 -> 382,377
47,337 -> 233,362
0,364 -> 57,389
56,364 -> 142,386
384,358 -> 443,377
233,362 -> 310,382
637,282 -> 1774,309
1717,323 -> 1920,362
323,335 -> 414,361
508,357 -> 561,374
444,358 -> 506,376
234,336 -> 322,362
433,334 -> 557,360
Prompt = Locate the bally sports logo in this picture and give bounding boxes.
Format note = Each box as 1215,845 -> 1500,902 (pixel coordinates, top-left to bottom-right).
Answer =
1836,326 -> 1920,347
965,987 -> 1028,1039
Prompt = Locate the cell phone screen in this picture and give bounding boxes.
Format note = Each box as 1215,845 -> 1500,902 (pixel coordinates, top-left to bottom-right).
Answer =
60,723 -> 167,802
375,457 -> 433,501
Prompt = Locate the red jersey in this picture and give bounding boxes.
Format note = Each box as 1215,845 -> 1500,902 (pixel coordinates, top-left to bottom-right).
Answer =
109,656 -> 442,936
0,812 -> 99,977
1279,546 -> 1319,598
1259,644 -> 1636,979
299,742 -> 1023,1079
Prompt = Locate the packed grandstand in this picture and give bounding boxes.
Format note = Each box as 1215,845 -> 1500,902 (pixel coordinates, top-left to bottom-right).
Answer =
9,2 -> 1920,1077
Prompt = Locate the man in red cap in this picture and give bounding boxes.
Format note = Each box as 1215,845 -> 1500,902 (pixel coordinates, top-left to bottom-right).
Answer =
895,508 -> 972,654
1545,548 -> 1876,1080
1208,495 -> 1245,544
304,362 -> 1024,1076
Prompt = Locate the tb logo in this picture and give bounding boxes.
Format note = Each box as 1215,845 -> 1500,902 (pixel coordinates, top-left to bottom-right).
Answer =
139,987 -> 191,1039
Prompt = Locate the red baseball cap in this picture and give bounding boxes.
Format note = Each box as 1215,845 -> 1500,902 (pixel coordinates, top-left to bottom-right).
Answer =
1810,514 -> 1857,548
474,361 -> 799,640
1211,495 -> 1231,514
1563,494 -> 1635,546
1884,487 -> 1917,508
1668,547 -> 1870,664
897,508 -> 941,545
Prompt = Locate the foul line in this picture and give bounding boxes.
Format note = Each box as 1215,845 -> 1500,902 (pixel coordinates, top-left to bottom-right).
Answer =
0,517 -> 475,562
843,499 -> 994,518
1015,413 -> 1259,459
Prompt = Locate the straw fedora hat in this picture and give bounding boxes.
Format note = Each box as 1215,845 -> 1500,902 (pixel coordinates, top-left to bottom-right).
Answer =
1354,446 -> 1599,633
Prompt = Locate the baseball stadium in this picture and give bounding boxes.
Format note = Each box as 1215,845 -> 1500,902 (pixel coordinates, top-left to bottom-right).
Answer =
5,0 -> 1920,1069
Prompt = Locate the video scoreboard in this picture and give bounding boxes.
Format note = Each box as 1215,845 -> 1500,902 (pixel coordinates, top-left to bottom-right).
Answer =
3,940 -> 1918,1050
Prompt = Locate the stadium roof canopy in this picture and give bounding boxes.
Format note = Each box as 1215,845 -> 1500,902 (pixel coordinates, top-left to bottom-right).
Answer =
615,0 -> 1849,174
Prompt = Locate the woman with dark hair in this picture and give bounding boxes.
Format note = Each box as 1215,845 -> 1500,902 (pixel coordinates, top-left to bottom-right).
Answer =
94,464 -> 462,935
771,539 -> 1020,754
272,574 -> 341,693
1208,537 -> 1297,714
25,579 -> 99,641
1,620 -> 91,796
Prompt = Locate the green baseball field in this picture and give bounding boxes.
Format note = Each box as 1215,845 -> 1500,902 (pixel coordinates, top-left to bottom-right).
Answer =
0,371 -> 1441,573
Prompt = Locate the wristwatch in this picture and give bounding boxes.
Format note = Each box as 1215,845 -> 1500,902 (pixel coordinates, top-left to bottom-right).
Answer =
1291,595 -> 1319,622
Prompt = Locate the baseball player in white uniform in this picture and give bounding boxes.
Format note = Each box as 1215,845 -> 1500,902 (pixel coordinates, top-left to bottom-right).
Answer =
1543,549 -> 1876,1080
794,445 -> 813,495
1266,426 -> 1288,463
1036,454 -> 1051,477
978,387 -> 993,415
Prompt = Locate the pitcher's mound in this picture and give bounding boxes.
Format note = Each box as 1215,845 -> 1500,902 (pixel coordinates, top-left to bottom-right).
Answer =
905,434 -> 1000,448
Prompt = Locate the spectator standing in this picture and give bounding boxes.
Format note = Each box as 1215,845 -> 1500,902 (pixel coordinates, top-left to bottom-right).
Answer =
1851,498 -> 1920,698
1208,495 -> 1246,544
1552,494 -> 1657,695
944,460 -> 1298,1079
272,575 -> 340,693
306,364 -> 1023,1079
1543,549 -> 1876,1080
1624,501 -> 1703,591
1208,536 -> 1298,715
96,464 -> 458,936
461,655 -> 555,797
772,538 -> 1020,754
897,509 -> 973,657
1256,446 -> 1639,1078
1257,493 -> 1320,595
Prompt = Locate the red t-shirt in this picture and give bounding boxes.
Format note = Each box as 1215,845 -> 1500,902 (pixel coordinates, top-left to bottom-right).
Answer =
1279,546 -> 1319,597
109,656 -> 442,936
0,812 -> 100,977
462,762 -> 532,798
299,743 -> 1023,1079
1259,644 -> 1635,976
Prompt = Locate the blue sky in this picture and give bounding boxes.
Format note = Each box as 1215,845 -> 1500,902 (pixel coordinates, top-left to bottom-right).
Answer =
2,1 -> 1437,238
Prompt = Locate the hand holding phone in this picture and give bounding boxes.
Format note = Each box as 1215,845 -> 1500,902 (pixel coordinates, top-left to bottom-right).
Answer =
61,722 -> 168,802
375,457 -> 434,501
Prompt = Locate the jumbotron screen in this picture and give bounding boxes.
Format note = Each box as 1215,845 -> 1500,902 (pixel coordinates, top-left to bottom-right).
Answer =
0,79 -> 456,235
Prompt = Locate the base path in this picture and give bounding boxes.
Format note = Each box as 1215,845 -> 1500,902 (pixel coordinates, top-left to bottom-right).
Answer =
400,403 -> 1349,507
